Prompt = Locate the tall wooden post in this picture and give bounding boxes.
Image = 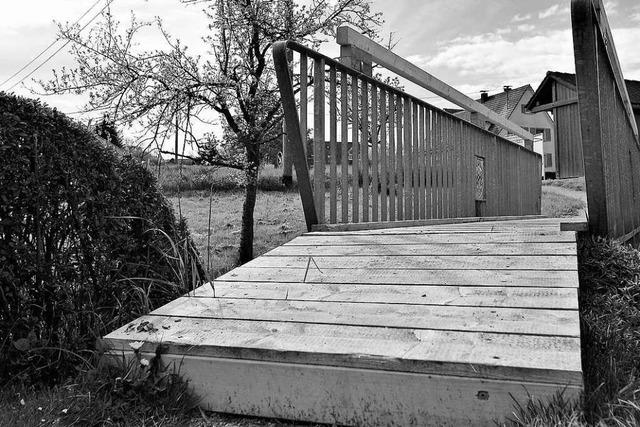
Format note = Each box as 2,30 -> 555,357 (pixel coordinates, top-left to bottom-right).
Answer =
282,121 -> 293,187
572,0 -> 608,236
282,48 -> 294,187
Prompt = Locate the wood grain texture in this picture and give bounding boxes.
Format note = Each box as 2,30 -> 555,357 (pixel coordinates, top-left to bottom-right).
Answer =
102,216 -> 581,426
104,351 -> 581,427
201,281 -> 578,309
153,297 -> 579,337
105,315 -> 581,384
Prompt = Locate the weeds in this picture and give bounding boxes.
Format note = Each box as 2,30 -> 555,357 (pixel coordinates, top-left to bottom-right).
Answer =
507,236 -> 640,426
0,348 -> 198,426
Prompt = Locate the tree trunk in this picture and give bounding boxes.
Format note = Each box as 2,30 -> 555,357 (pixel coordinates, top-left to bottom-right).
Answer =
238,143 -> 260,264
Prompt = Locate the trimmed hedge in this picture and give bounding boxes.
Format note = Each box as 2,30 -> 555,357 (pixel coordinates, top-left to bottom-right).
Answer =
0,93 -> 205,384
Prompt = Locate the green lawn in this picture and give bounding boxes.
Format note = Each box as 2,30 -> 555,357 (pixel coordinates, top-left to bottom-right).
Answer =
170,190 -> 305,278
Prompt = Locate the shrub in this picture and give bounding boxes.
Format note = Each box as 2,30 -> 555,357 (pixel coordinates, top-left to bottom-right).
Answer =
0,93 -> 205,385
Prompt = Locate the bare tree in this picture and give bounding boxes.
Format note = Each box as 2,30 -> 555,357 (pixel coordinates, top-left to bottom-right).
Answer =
41,0 -> 382,263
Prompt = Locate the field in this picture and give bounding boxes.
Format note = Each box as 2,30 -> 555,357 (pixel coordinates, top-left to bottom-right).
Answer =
163,165 -> 588,278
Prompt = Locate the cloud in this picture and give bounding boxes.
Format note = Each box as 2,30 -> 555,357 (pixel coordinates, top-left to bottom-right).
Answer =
517,24 -> 536,32
512,13 -> 531,23
407,29 -> 575,91
604,1 -> 618,15
539,4 -> 569,19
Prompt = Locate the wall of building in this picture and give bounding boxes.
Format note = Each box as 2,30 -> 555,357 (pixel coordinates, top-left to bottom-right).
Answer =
507,90 -> 556,177
552,82 -> 584,178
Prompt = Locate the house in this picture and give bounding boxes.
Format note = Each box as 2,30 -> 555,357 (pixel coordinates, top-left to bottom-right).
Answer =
526,71 -> 640,179
453,85 -> 556,178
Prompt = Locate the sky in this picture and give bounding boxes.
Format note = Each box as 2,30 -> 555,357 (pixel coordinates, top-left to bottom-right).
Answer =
1,0 -> 640,123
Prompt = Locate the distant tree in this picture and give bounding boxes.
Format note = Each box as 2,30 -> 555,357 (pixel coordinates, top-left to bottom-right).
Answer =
41,0 -> 382,263
94,115 -> 124,148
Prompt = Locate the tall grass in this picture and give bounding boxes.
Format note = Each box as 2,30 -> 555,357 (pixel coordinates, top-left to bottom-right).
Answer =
507,236 -> 640,426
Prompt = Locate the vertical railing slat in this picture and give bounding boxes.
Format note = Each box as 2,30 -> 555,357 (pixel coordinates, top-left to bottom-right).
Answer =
388,93 -> 396,221
412,101 -> 420,219
418,104 -> 426,219
340,71 -> 349,223
351,75 -> 360,223
361,80 -> 370,222
371,84 -> 379,222
425,108 -> 432,219
396,96 -> 404,220
404,97 -> 413,218
299,53 -> 308,161
379,89 -> 388,221
329,66 -> 337,223
313,57 -> 326,223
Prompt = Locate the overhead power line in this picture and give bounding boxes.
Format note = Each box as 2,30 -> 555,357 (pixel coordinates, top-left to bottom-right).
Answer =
3,0 -> 115,92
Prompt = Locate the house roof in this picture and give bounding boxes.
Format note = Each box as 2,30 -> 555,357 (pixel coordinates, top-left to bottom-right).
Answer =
475,85 -> 532,133
526,71 -> 640,110
476,85 -> 531,119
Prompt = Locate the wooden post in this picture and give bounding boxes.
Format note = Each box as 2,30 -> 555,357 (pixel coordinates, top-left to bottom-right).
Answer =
273,42 -> 318,230
572,0 -> 608,235
282,121 -> 293,187
282,49 -> 294,187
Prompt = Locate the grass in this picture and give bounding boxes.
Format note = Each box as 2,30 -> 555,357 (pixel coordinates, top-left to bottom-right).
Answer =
542,177 -> 586,193
506,235 -> 640,426
541,186 -> 586,218
171,189 -> 305,278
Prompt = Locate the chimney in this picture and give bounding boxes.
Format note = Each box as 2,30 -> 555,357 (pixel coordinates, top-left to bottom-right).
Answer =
503,85 -> 512,92
480,90 -> 489,103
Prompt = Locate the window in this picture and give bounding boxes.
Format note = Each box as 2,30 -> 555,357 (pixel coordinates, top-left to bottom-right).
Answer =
543,129 -> 551,141
475,156 -> 486,201
545,153 -> 553,167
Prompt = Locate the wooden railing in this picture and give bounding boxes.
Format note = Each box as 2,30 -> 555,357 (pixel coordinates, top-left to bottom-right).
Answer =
273,41 -> 542,231
572,0 -> 640,242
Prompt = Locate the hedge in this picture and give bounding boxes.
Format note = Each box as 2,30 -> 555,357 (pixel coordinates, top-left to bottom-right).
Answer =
0,93 -> 205,384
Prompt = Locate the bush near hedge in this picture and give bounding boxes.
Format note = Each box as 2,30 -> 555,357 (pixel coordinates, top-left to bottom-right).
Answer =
0,93 -> 205,385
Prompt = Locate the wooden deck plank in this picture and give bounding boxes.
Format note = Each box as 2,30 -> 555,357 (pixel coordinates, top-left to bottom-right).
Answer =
217,266 -> 579,288
102,216 -> 582,425
105,351 -> 582,426
242,254 -> 577,271
104,316 -> 581,385
200,282 -> 578,309
286,233 -> 577,245
152,297 -> 580,337
264,242 -> 577,257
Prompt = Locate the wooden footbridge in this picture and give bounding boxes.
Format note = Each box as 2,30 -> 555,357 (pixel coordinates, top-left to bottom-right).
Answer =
103,1 -> 640,425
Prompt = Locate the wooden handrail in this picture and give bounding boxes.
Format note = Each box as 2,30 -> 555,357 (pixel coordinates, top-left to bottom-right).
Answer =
273,40 -> 542,230
336,26 -> 535,143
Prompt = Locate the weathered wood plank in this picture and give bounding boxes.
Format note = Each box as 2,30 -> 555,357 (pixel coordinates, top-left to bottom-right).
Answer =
264,242 -> 576,257
153,296 -> 580,337
329,66 -> 338,223
371,84 -> 379,222
313,57 -> 326,223
217,266 -> 579,288
361,79 -> 370,222
351,75 -> 360,222
105,315 -> 582,385
388,93 -> 397,220
200,281 -> 578,309
242,254 -> 577,271
289,232 -> 577,245
340,70 -> 349,223
105,351 -> 581,426
396,96 -> 405,220
379,89 -> 388,221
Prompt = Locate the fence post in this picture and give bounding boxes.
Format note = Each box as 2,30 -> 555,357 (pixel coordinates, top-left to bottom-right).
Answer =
273,42 -> 319,231
572,0 -> 608,235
